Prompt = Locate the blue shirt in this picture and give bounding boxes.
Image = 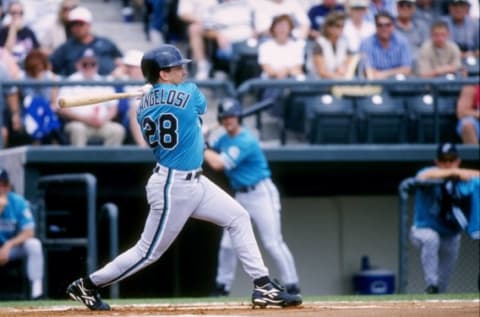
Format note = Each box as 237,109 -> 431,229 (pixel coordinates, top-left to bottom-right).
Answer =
359,32 -> 413,71
137,82 -> 207,170
212,128 -> 270,190
307,4 -> 345,31
0,192 -> 34,245
413,167 -> 479,237
442,16 -> 479,53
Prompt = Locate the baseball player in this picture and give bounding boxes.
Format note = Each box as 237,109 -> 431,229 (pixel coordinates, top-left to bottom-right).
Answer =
0,167 -> 44,300
410,142 -> 480,294
65,44 -> 302,310
204,98 -> 301,296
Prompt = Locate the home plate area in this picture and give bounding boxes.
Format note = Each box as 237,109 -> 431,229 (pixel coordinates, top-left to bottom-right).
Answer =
0,300 -> 478,317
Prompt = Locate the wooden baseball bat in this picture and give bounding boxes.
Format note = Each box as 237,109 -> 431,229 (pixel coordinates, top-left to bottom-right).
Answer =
58,91 -> 144,108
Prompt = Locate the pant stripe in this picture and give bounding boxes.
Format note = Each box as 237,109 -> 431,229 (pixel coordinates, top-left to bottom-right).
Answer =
98,169 -> 173,287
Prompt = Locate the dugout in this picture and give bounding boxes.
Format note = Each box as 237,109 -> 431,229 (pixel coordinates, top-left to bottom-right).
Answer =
1,144 -> 478,298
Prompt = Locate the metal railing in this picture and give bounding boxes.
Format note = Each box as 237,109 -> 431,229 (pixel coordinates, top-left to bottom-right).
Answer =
1,77 -> 478,148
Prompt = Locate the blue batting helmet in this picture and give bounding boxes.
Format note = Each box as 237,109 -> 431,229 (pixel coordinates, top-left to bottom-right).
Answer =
217,98 -> 242,122
141,44 -> 191,84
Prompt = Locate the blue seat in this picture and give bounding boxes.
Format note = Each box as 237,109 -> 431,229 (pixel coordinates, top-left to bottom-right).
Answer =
355,93 -> 407,143
306,94 -> 356,144
406,93 -> 458,143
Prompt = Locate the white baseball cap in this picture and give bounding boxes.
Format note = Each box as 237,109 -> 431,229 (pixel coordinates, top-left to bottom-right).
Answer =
69,6 -> 93,24
349,0 -> 369,7
122,50 -> 144,67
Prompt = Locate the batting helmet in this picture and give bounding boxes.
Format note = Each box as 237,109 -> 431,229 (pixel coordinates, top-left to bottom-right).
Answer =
217,97 -> 242,123
141,44 -> 191,84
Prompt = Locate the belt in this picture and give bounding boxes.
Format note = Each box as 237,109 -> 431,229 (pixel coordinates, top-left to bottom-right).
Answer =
154,165 -> 202,180
236,185 -> 256,193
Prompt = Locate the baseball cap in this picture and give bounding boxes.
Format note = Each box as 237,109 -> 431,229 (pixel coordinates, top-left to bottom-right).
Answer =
0,168 -> 9,184
69,6 -> 93,24
79,48 -> 97,61
436,142 -> 459,161
349,0 -> 369,7
122,50 -> 144,67
450,0 -> 471,5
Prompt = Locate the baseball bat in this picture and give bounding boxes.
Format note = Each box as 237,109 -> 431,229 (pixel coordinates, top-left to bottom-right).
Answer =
58,91 -> 144,108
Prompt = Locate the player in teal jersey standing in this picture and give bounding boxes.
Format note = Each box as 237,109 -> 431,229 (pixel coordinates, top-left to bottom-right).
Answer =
204,98 -> 301,297
66,44 -> 302,311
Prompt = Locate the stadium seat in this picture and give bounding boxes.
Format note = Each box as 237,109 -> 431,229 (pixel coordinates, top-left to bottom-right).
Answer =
306,94 -> 356,144
406,93 -> 459,143
229,40 -> 262,86
355,93 -> 407,143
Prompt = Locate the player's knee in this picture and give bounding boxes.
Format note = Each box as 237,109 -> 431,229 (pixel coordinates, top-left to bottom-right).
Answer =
23,238 -> 43,256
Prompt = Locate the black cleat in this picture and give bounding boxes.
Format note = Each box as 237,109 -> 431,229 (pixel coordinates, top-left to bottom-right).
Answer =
210,283 -> 230,297
252,280 -> 302,308
66,278 -> 111,311
285,283 -> 302,296
425,285 -> 439,294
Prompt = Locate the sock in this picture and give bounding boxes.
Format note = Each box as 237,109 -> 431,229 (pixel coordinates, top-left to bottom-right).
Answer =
83,276 -> 98,290
31,279 -> 43,298
254,276 -> 270,287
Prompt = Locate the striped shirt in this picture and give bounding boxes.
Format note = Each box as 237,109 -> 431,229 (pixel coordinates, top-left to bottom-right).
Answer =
359,32 -> 413,71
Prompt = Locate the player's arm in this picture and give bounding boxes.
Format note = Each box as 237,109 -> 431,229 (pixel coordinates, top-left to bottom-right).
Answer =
204,148 -> 225,171
417,167 -> 480,181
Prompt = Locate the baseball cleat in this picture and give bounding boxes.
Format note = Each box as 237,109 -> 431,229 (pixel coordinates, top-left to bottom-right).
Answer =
251,281 -> 302,308
66,278 -> 111,311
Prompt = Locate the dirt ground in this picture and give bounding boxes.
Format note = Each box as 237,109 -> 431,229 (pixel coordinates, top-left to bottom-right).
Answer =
0,300 -> 478,317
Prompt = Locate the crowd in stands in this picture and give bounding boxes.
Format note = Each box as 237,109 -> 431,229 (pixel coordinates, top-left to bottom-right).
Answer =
0,0 -> 479,148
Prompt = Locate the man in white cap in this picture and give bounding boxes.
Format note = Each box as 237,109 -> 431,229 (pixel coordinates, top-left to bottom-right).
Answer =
49,6 -> 123,76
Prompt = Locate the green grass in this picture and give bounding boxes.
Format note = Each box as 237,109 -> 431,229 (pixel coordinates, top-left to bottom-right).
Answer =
0,293 -> 478,308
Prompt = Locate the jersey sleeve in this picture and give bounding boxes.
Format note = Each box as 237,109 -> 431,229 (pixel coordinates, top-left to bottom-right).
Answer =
220,138 -> 253,171
192,84 -> 207,115
15,197 -> 35,231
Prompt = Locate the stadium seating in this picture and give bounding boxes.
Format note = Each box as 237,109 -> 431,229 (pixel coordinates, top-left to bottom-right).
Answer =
307,94 -> 356,144
355,93 -> 407,144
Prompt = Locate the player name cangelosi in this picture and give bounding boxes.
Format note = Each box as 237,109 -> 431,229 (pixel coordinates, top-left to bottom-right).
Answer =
140,88 -> 191,110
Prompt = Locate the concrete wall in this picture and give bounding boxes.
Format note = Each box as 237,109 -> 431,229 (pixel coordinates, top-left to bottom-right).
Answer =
228,196 -> 479,296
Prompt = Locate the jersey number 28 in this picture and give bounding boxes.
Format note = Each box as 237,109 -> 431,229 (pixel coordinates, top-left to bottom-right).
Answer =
142,113 -> 178,149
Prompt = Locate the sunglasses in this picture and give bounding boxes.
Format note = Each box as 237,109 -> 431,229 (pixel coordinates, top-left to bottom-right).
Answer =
81,61 -> 97,68
70,21 -> 86,27
398,2 -> 414,7
9,10 -> 23,16
376,22 -> 393,28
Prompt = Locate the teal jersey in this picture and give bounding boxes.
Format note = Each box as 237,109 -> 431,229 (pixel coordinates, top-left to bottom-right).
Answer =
0,192 -> 34,244
212,128 -> 270,190
137,82 -> 207,170
414,167 -> 480,237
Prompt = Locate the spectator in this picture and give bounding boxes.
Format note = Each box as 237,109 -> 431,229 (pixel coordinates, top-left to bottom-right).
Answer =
0,47 -> 24,148
0,167 -> 45,300
456,84 -> 480,144
410,142 -> 480,294
144,0 -> 165,45
204,98 -> 301,297
258,14 -> 306,80
365,0 -> 398,22
308,11 -> 354,79
343,0 -> 375,54
307,0 -> 345,39
36,0 -> 78,55
394,0 -> 430,58
258,14 -> 306,116
0,0 -> 40,65
114,49 -> 147,147
359,11 -> 413,79
56,48 -> 125,147
251,0 -> 311,40
414,0 -> 443,26
49,6 -> 123,77
442,0 -> 479,57
177,0 -> 219,80
416,20 -> 462,78
20,49 -> 64,145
